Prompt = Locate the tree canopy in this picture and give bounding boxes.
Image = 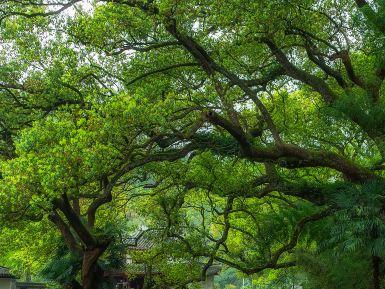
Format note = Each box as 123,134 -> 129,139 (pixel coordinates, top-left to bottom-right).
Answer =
0,0 -> 385,289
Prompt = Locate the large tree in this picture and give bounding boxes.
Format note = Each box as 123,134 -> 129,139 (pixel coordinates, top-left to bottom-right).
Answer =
1,0 -> 385,288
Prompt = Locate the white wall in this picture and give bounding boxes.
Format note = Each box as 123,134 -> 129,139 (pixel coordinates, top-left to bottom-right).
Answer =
201,275 -> 214,289
0,279 -> 12,289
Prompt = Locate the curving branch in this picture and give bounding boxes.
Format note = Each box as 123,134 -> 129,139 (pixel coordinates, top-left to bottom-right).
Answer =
354,0 -> 385,33
242,65 -> 286,88
212,208 -> 331,275
0,0 -> 81,22
49,210 -> 82,253
105,40 -> 179,55
262,38 -> 337,103
125,62 -> 199,86
203,108 -> 375,182
87,177 -> 112,228
55,193 -> 97,247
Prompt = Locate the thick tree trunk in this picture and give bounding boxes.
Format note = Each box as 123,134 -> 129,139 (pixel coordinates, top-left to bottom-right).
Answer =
81,244 -> 109,289
372,255 -> 381,289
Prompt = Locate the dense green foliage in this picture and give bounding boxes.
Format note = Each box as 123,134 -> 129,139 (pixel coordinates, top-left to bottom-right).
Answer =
0,0 -> 385,289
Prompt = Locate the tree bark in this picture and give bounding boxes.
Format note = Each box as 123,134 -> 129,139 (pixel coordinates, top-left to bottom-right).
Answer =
372,255 -> 381,289
81,243 -> 109,289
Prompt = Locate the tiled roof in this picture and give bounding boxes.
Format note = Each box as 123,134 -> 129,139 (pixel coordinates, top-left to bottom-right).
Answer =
126,263 -> 146,275
104,270 -> 128,278
0,266 -> 9,273
16,282 -> 45,288
0,273 -> 16,279
0,266 -> 16,279
125,231 -> 154,250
